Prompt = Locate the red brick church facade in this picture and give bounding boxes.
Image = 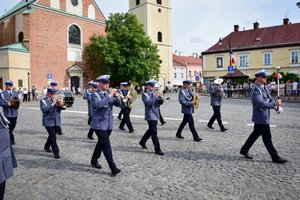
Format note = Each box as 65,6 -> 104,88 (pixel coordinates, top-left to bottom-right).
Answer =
0,0 -> 106,91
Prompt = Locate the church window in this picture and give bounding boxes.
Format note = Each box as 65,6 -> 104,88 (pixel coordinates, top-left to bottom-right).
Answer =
69,25 -> 81,46
136,0 -> 140,6
157,32 -> 162,42
18,32 -> 24,42
157,0 -> 162,5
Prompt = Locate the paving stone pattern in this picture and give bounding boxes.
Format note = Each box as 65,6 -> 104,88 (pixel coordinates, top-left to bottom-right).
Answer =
5,94 -> 300,200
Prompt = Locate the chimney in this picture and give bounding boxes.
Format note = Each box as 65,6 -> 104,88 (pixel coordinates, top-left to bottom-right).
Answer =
283,18 -> 289,25
253,22 -> 259,29
234,25 -> 239,32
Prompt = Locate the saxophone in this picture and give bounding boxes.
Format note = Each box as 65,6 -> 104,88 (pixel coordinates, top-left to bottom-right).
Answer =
193,87 -> 200,109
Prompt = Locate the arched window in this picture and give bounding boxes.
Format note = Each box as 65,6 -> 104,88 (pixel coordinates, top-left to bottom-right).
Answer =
18,32 -> 24,42
157,0 -> 162,5
157,32 -> 162,42
69,24 -> 81,46
136,0 -> 140,6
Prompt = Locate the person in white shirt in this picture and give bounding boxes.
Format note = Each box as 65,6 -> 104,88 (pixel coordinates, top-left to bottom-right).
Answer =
292,80 -> 299,100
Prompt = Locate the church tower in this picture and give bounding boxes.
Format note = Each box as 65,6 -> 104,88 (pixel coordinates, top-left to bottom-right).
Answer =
129,0 -> 172,88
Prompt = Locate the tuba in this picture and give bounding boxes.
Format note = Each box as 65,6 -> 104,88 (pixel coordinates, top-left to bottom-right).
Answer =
193,87 -> 200,109
214,78 -> 225,97
124,86 -> 138,108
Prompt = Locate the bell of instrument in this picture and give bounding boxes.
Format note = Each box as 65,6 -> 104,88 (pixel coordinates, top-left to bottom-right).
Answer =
213,78 -> 224,85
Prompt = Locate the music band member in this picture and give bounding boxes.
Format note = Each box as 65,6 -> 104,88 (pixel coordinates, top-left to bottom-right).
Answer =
207,77 -> 228,132
50,81 -> 63,136
118,82 -> 135,133
0,80 -> 20,145
83,81 -> 98,140
90,75 -> 121,176
139,80 -> 164,155
40,88 -> 64,159
240,70 -> 287,164
176,80 -> 202,142
0,112 -> 17,199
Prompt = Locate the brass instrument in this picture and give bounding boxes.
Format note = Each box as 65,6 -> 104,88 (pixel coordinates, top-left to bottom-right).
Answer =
10,96 -> 20,109
193,87 -> 200,109
53,91 -> 67,110
214,78 -> 225,97
124,85 -> 138,108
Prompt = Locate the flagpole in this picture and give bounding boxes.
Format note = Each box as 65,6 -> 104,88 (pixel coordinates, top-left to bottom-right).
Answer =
275,66 -> 283,114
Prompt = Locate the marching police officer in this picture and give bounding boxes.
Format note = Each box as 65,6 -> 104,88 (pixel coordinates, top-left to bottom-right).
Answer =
207,77 -> 228,132
0,80 -> 20,145
176,80 -> 202,142
139,80 -> 164,155
240,70 -> 287,164
83,81 -> 98,140
118,82 -> 135,133
0,112 -> 17,199
90,75 -> 121,176
40,88 -> 64,159
49,81 -> 63,136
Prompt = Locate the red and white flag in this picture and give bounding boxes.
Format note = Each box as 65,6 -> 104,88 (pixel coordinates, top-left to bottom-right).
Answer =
231,54 -> 235,65
274,73 -> 282,79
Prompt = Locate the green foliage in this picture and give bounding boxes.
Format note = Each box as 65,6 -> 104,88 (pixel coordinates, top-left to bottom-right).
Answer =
86,13 -> 161,86
267,72 -> 299,83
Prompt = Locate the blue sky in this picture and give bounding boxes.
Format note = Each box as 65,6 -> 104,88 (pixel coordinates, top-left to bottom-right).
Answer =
1,0 -> 300,56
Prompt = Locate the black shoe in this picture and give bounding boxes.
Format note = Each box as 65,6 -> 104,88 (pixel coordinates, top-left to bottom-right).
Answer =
91,161 -> 102,169
207,125 -> 214,129
112,168 -> 121,176
44,147 -> 52,153
129,130 -> 135,133
57,132 -> 63,135
272,157 -> 288,164
221,128 -> 228,132
54,154 -> 61,159
176,135 -> 184,139
240,150 -> 253,159
139,142 -> 147,149
119,127 -> 125,131
194,137 -> 203,142
161,121 -> 166,125
87,135 -> 94,140
155,151 -> 165,156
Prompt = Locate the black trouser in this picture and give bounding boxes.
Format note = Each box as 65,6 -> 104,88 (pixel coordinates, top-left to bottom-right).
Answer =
118,109 -> 123,119
208,105 -> 225,130
0,181 -> 5,200
55,126 -> 62,134
241,124 -> 279,160
45,126 -> 60,155
176,114 -> 199,139
23,94 -> 28,102
140,120 -> 161,152
159,108 -> 165,124
91,130 -> 117,172
88,116 -> 92,125
119,108 -> 133,131
7,117 -> 17,143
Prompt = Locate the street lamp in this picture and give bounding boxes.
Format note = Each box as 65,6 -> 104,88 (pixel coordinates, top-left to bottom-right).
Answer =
27,72 -> 31,101
218,37 -> 233,66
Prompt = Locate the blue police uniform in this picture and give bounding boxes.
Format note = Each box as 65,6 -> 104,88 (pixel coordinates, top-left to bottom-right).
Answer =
90,75 -> 121,175
0,112 -> 17,199
40,89 -> 63,158
139,81 -> 164,155
207,80 -> 227,131
0,81 -> 20,144
118,83 -> 134,133
176,80 -> 202,141
240,70 -> 287,163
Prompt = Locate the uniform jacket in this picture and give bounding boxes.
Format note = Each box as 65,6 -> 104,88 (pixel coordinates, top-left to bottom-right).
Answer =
209,84 -> 222,106
142,90 -> 161,120
179,88 -> 194,114
0,90 -> 19,118
0,112 -> 17,184
91,89 -> 120,130
40,96 -> 62,126
251,83 -> 275,125
83,89 -> 93,117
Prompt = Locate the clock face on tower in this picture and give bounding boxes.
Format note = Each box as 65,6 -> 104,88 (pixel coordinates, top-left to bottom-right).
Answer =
71,0 -> 78,6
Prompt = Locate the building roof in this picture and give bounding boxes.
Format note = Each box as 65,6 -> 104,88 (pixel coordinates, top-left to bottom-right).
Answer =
173,54 -> 202,66
222,68 -> 248,78
0,42 -> 30,53
203,19 -> 300,54
1,0 -> 36,19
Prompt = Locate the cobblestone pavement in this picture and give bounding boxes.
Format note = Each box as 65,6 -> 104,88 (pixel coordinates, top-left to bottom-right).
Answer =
4,94 -> 300,200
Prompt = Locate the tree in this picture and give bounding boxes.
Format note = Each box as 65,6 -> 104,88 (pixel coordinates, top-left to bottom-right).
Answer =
86,13 -> 161,85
